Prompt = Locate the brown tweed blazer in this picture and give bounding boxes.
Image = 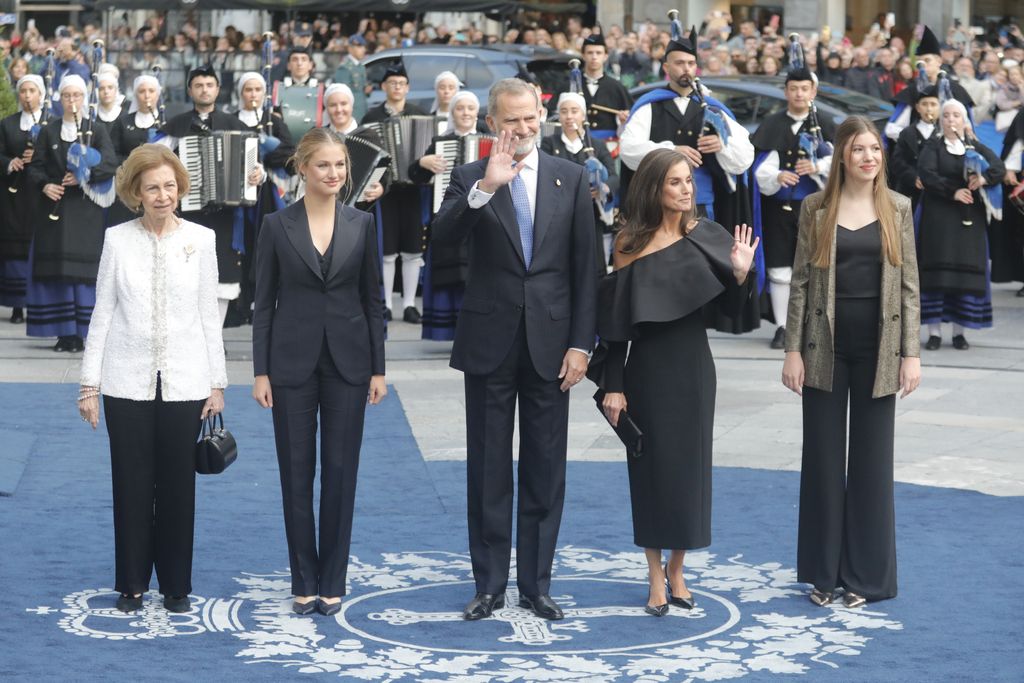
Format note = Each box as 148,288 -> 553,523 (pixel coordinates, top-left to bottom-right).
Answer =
784,190 -> 921,398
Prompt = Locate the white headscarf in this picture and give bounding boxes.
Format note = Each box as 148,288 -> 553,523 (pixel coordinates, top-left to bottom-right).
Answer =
431,71 -> 463,114
236,71 -> 266,127
96,71 -> 123,122
940,99 -> 971,154
556,92 -> 587,111
16,75 -> 45,97
58,74 -> 88,97
128,75 -> 162,114
324,84 -> 356,133
16,76 -> 44,130
444,90 -> 480,135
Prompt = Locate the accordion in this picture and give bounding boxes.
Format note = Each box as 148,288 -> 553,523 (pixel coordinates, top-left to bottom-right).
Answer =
433,134 -> 496,213
364,115 -> 435,184
343,134 -> 390,207
179,131 -> 258,212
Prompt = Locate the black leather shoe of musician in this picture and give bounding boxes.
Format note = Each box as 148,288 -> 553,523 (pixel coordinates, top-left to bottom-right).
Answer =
403,306 -> 422,324
69,335 -> 85,352
518,594 -> 564,620
924,335 -> 941,351
163,595 -> 190,613
116,593 -> 143,613
53,336 -> 71,352
9,308 -> 24,324
384,308 -> 393,322
463,593 -> 505,621
952,334 -> 970,350
770,326 -> 786,350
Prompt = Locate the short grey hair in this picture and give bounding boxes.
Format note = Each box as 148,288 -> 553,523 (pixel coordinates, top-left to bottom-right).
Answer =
487,78 -> 539,119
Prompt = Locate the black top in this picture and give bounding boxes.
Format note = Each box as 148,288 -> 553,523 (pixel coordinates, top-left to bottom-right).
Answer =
317,228 -> 335,280
835,221 -> 882,299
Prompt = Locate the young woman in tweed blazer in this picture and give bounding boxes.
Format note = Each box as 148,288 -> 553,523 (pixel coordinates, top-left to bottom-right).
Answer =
781,115 -> 921,609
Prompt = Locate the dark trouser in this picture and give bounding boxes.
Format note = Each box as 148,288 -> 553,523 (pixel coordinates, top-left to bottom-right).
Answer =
104,375 -> 204,597
464,318 -> 569,597
798,297 -> 898,601
271,342 -> 369,598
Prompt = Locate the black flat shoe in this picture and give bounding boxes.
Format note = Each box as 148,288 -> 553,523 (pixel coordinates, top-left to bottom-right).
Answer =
518,594 -> 564,620
292,598 -> 317,615
9,308 -> 24,324
924,335 -> 941,350
770,326 -> 786,350
116,593 -> 143,613
809,588 -> 834,607
952,334 -> 969,350
68,336 -> 85,353
384,308 -> 393,321
403,306 -> 422,324
53,336 -> 71,352
316,598 -> 341,616
463,592 -> 505,620
163,595 -> 190,613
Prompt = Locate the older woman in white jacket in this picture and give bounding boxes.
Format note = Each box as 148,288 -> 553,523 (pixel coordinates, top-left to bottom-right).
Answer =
78,144 -> 227,615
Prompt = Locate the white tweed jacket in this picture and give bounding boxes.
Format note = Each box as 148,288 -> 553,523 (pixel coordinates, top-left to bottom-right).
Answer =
80,219 -> 228,401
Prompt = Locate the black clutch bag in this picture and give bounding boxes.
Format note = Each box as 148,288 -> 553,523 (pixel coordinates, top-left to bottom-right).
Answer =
195,413 -> 237,475
593,390 -> 643,458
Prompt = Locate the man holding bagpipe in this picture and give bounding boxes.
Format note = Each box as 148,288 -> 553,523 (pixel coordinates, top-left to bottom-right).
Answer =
618,16 -> 754,230
156,65 -> 266,326
751,35 -> 835,349
885,25 -> 974,145
579,33 -> 632,150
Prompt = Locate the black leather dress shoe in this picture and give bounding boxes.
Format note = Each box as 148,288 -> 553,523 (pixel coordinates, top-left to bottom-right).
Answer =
403,306 -> 422,324
116,593 -> 143,613
317,598 -> 342,616
518,594 -> 564,620
9,308 -> 24,324
69,336 -> 85,352
924,335 -> 941,351
292,598 -> 317,615
463,592 -> 505,620
384,308 -> 393,321
952,334 -> 969,350
163,595 -> 190,613
53,336 -> 71,352
770,326 -> 786,350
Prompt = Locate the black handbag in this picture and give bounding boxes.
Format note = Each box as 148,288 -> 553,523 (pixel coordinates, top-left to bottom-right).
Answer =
195,413 -> 237,475
593,390 -> 644,458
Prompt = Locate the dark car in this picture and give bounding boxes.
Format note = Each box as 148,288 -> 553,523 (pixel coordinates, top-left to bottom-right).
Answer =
629,76 -> 894,132
363,45 -> 575,115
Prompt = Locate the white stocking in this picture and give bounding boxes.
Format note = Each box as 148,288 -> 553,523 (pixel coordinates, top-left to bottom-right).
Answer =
400,252 -> 424,310
928,323 -> 941,337
767,267 -> 793,328
381,253 -> 398,311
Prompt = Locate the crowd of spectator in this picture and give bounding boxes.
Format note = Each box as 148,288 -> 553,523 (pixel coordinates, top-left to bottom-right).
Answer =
0,11 -> 1021,124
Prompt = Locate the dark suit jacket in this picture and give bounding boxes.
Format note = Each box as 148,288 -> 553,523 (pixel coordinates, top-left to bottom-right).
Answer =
431,151 -> 597,381
252,199 -> 385,386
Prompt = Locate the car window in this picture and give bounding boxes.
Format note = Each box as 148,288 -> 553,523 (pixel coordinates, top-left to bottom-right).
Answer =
710,88 -> 759,126
366,54 -> 467,88
815,84 -> 894,115
365,57 -> 399,86
465,58 -> 493,90
754,94 -> 786,123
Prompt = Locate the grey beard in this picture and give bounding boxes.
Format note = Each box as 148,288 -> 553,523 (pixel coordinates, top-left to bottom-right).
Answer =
514,135 -> 537,155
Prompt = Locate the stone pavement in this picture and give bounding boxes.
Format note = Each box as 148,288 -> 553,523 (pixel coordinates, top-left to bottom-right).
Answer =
1,282 -> 1021,497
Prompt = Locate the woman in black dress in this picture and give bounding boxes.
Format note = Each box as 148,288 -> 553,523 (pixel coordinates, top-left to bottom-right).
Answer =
589,148 -> 758,615
916,99 -> 1004,350
108,74 -> 162,227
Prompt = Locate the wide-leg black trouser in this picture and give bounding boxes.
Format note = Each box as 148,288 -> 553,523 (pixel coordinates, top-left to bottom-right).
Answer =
464,318 -> 569,597
798,297 -> 898,601
271,344 -> 369,598
104,375 -> 205,597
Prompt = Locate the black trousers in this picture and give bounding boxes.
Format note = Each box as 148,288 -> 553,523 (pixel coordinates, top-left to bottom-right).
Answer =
464,318 -> 569,597
798,297 -> 898,601
271,342 -> 369,598
104,375 -> 204,596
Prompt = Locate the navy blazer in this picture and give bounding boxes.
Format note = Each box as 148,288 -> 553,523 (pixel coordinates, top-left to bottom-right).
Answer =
431,150 -> 597,381
252,199 -> 385,386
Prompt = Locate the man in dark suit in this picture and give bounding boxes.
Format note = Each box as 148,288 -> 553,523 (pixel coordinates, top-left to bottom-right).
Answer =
432,78 -> 597,622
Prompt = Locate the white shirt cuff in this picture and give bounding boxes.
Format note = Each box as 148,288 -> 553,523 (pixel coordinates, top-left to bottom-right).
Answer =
467,180 -> 495,208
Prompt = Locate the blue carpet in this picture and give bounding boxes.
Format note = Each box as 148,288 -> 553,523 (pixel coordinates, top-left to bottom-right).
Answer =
0,383 -> 1020,682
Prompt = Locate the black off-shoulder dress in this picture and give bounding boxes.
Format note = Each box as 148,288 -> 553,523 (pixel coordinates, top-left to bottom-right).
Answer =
587,219 -> 752,550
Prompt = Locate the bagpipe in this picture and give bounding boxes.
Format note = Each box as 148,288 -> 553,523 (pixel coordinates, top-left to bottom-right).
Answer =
568,58 -> 613,225
781,33 -> 832,212
955,124 -> 989,227
9,50 -> 54,195
146,64 -> 167,142
50,40 -> 106,221
257,31 -> 281,158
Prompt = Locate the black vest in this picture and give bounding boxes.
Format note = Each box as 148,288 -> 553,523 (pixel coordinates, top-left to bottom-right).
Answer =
648,97 -> 729,188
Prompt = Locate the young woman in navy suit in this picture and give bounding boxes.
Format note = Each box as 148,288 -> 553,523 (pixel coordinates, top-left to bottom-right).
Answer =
252,127 -> 387,617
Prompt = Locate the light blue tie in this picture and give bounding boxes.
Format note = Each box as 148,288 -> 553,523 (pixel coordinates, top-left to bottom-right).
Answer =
509,167 -> 534,269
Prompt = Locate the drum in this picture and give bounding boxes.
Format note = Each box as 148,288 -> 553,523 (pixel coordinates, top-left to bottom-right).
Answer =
273,82 -> 324,141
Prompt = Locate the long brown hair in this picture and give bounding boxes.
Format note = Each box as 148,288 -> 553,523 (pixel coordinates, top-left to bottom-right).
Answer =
617,148 -> 696,254
289,127 -> 353,201
811,115 -> 902,267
